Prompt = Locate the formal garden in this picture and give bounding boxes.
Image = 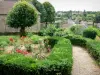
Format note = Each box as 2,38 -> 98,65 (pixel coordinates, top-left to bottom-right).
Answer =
0,0 -> 100,75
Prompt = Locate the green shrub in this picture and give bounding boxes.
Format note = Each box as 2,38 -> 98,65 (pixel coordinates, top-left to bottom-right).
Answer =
54,28 -> 72,37
54,28 -> 65,37
83,27 -> 97,39
65,34 -> 87,47
40,24 -> 57,36
30,35 -> 41,44
86,40 -> 100,65
26,32 -> 34,37
0,37 -> 73,75
70,24 -> 87,35
0,36 -> 18,47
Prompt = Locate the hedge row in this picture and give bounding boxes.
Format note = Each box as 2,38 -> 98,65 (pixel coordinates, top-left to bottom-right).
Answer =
64,34 -> 87,47
0,37 -> 73,75
86,40 -> 100,65
65,34 -> 100,65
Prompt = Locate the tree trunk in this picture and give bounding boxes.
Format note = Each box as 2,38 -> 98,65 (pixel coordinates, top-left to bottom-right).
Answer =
45,22 -> 48,28
20,27 -> 26,37
93,21 -> 95,27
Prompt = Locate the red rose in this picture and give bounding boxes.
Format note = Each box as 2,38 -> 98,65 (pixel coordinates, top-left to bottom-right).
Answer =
9,38 -> 14,42
23,51 -> 29,55
16,49 -> 22,53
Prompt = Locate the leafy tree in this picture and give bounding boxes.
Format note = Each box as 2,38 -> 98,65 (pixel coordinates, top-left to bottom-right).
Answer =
43,2 -> 55,26
83,10 -> 87,17
94,12 -> 100,23
67,10 -> 72,19
32,0 -> 47,23
6,1 -> 38,36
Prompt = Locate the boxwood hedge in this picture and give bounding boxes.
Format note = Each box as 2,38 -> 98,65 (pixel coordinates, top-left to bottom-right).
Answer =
83,28 -> 97,39
86,40 -> 100,65
64,34 -> 87,47
0,37 -> 73,75
65,33 -> 100,65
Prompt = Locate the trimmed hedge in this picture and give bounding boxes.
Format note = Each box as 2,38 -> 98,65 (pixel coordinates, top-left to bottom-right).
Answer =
65,34 -> 87,47
65,33 -> 100,65
86,40 -> 100,65
83,28 -> 97,39
0,37 -> 73,75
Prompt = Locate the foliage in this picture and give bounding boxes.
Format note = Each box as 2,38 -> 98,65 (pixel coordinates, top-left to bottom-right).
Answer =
0,36 -> 18,47
94,12 -> 100,23
65,34 -> 87,47
43,2 -> 55,24
54,28 -> 72,37
40,24 -> 57,36
26,32 -> 34,37
30,35 -> 41,44
0,37 -> 72,75
83,27 -> 97,39
6,1 -> 38,36
86,40 -> 100,65
54,28 -> 65,37
32,0 -> 47,23
70,24 -> 87,35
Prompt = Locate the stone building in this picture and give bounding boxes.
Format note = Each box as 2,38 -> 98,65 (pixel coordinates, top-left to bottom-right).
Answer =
0,0 -> 41,33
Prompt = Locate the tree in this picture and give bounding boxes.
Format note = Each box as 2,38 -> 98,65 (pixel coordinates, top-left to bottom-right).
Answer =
83,10 -> 87,17
43,2 -> 55,26
94,12 -> 100,23
32,0 -> 47,23
6,1 -> 38,36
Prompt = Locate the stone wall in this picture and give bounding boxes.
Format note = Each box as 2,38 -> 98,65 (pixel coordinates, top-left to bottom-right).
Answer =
0,15 -> 41,33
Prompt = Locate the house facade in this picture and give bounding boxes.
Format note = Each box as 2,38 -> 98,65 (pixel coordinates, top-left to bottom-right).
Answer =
0,0 -> 41,33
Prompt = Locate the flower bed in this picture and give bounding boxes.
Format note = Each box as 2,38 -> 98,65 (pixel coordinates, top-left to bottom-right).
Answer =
0,35 -> 53,59
0,37 -> 72,75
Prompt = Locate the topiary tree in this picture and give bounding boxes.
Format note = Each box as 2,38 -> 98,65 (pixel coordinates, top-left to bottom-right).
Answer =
32,0 -> 47,23
43,2 -> 55,27
6,1 -> 38,36
83,27 -> 97,39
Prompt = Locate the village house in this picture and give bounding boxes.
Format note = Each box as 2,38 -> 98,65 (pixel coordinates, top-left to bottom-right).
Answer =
0,0 -> 41,33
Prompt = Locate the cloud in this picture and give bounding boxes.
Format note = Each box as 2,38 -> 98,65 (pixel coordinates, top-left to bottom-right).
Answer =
38,0 -> 100,11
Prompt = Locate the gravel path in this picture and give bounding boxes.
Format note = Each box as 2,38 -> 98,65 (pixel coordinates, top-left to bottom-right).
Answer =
72,46 -> 100,75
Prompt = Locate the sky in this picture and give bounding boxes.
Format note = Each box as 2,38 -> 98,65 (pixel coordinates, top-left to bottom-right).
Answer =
38,0 -> 100,11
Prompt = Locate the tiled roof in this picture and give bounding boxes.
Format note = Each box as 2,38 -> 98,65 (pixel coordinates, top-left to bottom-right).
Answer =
0,1 -> 16,14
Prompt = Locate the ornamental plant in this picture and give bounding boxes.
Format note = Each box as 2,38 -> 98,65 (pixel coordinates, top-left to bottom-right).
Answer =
6,1 -> 38,36
83,27 -> 97,39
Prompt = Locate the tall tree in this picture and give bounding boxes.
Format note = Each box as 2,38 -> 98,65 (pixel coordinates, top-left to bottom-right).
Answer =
94,12 -> 100,23
6,1 -> 38,36
43,2 -> 55,26
83,10 -> 87,17
32,0 -> 47,23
